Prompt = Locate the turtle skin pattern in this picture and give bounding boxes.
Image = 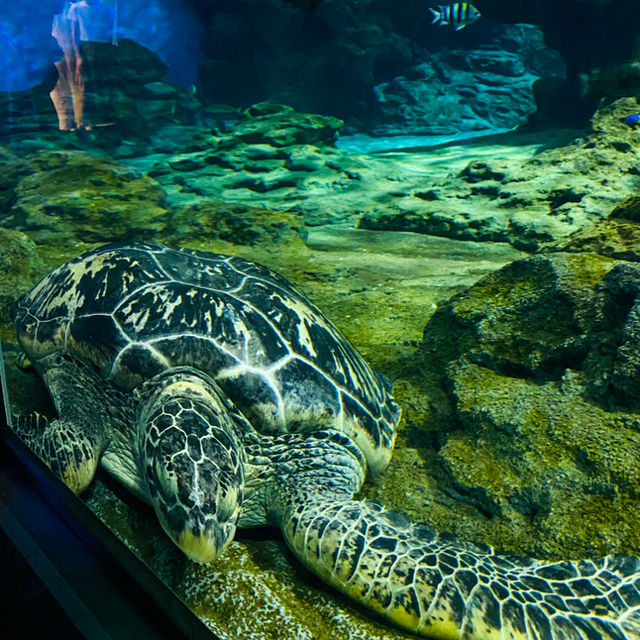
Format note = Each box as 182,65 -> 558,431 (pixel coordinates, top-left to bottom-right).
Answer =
285,496 -> 640,640
11,242 -> 640,640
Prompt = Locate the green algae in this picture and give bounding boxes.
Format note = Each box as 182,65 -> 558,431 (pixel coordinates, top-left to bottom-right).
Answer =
5,150 -> 168,244
452,252 -> 614,321
0,228 -> 45,342
425,253 -> 617,379
233,100 -> 343,149
375,360 -> 640,560
161,201 -> 307,251
397,253 -> 640,561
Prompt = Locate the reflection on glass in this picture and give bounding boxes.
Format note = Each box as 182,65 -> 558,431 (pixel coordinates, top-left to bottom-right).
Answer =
50,0 -> 117,131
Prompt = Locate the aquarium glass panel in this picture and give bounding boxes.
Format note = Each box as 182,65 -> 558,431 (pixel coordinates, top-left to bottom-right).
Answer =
3,1 -> 640,639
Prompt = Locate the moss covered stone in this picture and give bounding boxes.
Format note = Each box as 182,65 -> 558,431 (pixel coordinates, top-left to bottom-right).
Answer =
230,100 -> 343,148
0,228 -> 44,342
560,209 -> 640,262
0,147 -> 34,214
3,150 -> 168,244
394,252 -> 640,560
163,201 -> 307,249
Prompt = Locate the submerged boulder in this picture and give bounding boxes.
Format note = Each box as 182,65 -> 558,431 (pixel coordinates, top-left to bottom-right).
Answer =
0,227 -> 43,341
1,149 -> 168,245
394,252 -> 640,559
0,148 -> 34,214
228,100 -> 343,148
161,201 -> 309,260
369,24 -> 565,136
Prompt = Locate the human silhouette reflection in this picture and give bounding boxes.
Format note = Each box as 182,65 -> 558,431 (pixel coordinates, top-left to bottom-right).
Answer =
50,2 -> 75,130
49,0 -> 116,131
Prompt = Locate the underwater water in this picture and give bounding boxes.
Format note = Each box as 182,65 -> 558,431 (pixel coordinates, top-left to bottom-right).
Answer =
3,1 -> 640,639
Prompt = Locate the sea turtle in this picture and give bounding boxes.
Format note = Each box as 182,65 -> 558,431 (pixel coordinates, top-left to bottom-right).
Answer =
10,242 -> 640,639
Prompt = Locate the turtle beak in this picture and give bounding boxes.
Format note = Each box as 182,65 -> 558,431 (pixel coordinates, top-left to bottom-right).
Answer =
150,458 -> 243,563
173,508 -> 239,563
152,471 -> 242,563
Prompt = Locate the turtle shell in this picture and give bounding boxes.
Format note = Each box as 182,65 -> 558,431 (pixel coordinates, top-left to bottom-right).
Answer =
12,243 -> 400,473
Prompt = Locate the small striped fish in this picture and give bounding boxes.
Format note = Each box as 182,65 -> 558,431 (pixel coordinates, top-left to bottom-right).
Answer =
430,3 -> 481,30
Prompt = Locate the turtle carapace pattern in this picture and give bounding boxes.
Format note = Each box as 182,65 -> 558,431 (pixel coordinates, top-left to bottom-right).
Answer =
11,242 -> 640,640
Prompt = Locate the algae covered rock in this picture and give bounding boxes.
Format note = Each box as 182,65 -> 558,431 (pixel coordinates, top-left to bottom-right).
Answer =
558,185 -> 640,262
359,122 -> 640,251
560,216 -> 640,262
0,147 -> 34,214
2,150 -> 168,244
420,253 -> 611,380
396,252 -> 640,559
138,101 -> 372,224
162,201 -> 308,253
224,100 -> 343,149
589,96 -> 640,137
0,228 -> 44,341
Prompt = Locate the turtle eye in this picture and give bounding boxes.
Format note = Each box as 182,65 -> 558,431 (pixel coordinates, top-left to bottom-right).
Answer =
52,353 -> 65,366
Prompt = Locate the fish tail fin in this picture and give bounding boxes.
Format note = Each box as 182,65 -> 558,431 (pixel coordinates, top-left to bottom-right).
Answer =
429,7 -> 440,23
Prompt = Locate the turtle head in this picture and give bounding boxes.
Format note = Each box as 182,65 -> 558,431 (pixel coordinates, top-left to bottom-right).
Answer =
139,369 -> 245,563
150,440 -> 243,563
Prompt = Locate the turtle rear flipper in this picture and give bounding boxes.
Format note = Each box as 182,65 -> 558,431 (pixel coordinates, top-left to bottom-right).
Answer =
11,412 -> 101,494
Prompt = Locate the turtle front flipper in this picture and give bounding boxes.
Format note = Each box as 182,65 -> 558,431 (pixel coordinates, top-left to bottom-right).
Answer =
282,496 -> 640,639
11,352 -> 114,494
137,368 -> 247,563
266,432 -> 640,639
12,412 -> 101,494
